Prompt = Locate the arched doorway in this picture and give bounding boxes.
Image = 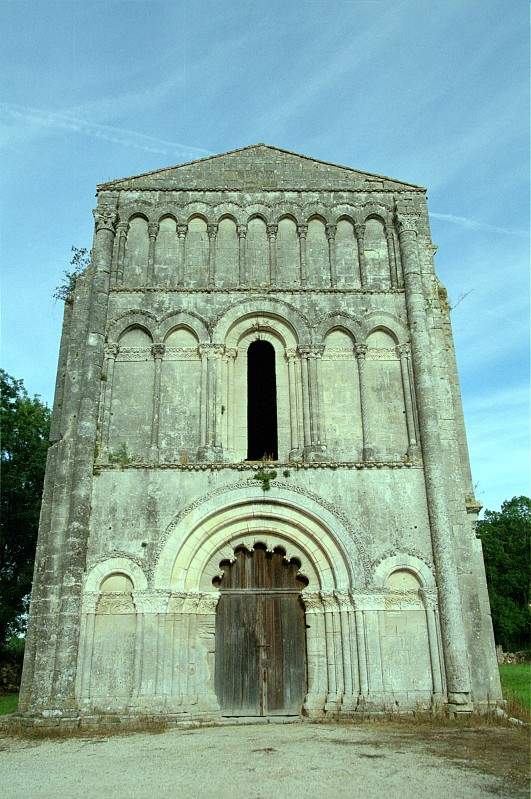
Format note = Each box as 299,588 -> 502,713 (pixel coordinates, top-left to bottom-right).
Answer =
247,340 -> 278,460
214,544 -> 307,716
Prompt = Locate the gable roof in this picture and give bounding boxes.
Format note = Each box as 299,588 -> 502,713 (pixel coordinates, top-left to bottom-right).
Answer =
97,143 -> 425,192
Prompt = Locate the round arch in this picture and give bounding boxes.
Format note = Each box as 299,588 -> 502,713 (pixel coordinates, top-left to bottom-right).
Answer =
212,297 -> 311,346
107,309 -> 157,343
153,483 -> 367,592
360,310 -> 408,343
84,556 -> 148,593
314,312 -> 362,345
156,310 -> 210,344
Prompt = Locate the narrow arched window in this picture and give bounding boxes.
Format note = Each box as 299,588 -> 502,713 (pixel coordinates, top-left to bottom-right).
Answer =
247,340 -> 278,460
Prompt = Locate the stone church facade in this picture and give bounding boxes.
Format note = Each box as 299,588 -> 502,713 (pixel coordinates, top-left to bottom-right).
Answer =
20,145 -> 501,722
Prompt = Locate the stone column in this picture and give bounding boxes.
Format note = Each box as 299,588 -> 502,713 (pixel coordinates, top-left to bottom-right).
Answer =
298,224 -> 308,286
147,222 -> 158,284
196,593 -> 221,713
397,343 -> 420,459
198,345 -> 208,453
420,589 -> 444,697
51,206 -> 117,705
132,591 -> 170,705
286,349 -> 301,460
114,221 -> 128,285
225,348 -> 237,456
326,224 -> 337,287
386,225 -> 398,288
237,224 -> 247,285
396,209 -> 471,707
322,592 -> 341,710
335,592 -> 356,710
150,344 -> 165,464
301,592 -> 327,716
207,223 -> 217,287
76,593 -> 98,703
354,607 -> 369,698
177,224 -> 187,285
197,344 -> 224,461
354,223 -> 367,288
300,347 -> 327,461
354,344 -> 373,461
99,343 -> 119,454
267,224 -> 278,285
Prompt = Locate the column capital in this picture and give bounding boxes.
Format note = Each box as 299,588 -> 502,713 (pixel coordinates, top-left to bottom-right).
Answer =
320,591 -> 338,612
237,224 -> 247,239
285,347 -> 299,361
104,343 -> 119,360
301,591 -> 323,613
116,220 -> 128,235
267,223 -> 278,238
177,223 -> 188,237
224,347 -> 238,361
207,223 -> 218,238
334,590 -> 353,611
148,222 -> 159,239
396,342 -> 411,358
354,221 -> 365,238
395,213 -> 419,236
325,223 -> 337,240
199,343 -> 225,359
196,592 -> 220,614
419,588 -> 439,610
354,343 -> 368,359
151,343 -> 165,360
93,208 -> 117,233
299,345 -> 324,359
297,223 -> 308,239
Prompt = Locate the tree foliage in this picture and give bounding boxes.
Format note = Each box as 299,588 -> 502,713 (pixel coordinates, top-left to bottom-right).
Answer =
52,246 -> 90,302
0,370 -> 50,652
477,496 -> 530,651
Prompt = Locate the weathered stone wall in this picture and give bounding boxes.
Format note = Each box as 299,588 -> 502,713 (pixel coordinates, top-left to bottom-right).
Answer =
19,145 -> 501,722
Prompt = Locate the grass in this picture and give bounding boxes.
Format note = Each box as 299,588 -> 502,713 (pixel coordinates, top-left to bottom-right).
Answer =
499,663 -> 530,710
0,693 -> 18,715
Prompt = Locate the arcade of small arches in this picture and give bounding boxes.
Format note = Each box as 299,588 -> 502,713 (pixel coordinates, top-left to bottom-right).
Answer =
111,204 -> 402,290
76,490 -> 443,716
97,306 -> 420,466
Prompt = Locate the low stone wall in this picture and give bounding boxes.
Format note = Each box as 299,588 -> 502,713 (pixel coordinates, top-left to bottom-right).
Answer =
495,646 -> 530,665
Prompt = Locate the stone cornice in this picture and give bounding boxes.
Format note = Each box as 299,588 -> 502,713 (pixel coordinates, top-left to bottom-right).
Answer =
109,286 -> 406,295
93,460 -> 422,473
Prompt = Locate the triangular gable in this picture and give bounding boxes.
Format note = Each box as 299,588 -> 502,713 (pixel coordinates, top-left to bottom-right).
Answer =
98,144 -> 424,192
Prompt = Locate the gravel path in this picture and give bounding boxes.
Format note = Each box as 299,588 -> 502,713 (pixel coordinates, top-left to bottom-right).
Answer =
1,721 -> 527,799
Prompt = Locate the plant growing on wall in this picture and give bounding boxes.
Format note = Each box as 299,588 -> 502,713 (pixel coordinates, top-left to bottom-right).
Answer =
253,468 -> 277,491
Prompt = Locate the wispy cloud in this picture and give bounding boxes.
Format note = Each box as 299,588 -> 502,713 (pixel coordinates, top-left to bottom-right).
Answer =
0,102 -> 211,158
430,211 -> 527,237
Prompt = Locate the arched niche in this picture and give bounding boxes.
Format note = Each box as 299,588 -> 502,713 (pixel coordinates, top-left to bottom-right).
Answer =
159,325 -> 201,462
321,328 -> 361,460
185,217 -> 208,286
276,217 -> 300,286
246,217 -> 269,286
215,217 -> 238,287
155,216 -> 178,286
124,216 -> 149,286
306,218 -> 329,286
335,218 -> 360,287
365,329 -> 408,459
364,217 -> 390,288
109,325 -> 155,460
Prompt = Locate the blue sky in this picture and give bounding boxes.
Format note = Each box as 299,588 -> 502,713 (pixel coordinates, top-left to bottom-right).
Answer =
1,0 -> 529,512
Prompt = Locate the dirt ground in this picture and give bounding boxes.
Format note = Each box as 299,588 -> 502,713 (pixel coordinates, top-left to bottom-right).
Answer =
1,720 -> 529,799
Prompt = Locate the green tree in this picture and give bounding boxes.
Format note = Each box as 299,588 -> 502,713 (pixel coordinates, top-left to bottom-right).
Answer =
477,496 -> 530,651
0,370 -> 50,653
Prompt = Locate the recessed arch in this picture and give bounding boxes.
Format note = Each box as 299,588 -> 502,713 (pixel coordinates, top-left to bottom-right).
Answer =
371,554 -> 435,589
360,311 -> 407,344
84,556 -> 148,593
157,310 -> 210,344
107,310 -> 157,343
212,297 -> 310,346
314,312 -> 362,345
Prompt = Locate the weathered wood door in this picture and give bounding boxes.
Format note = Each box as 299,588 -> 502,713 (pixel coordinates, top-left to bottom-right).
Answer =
215,546 -> 307,716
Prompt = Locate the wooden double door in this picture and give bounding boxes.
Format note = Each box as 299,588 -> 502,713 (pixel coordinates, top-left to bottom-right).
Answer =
214,546 -> 307,716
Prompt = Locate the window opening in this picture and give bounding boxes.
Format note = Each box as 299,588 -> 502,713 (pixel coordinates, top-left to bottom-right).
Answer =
247,340 -> 278,460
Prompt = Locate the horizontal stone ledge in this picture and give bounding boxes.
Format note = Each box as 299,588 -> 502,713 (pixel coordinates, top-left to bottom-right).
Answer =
110,286 -> 405,295
93,459 -> 422,473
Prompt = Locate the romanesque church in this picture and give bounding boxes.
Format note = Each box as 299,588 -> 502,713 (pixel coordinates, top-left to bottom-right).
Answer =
20,145 -> 501,722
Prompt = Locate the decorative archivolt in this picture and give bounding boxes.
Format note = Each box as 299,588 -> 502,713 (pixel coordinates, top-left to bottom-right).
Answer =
313,312 -> 362,344
360,310 -> 408,343
211,296 -> 311,346
157,310 -> 209,343
106,308 -> 210,346
107,310 -> 157,343
273,204 -> 303,224
153,482 -> 368,591
371,552 -> 436,589
84,555 -> 148,593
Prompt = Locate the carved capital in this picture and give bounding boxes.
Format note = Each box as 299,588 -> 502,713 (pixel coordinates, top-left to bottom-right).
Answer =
395,213 -> 419,236
285,348 -> 298,361
301,591 -> 323,613
354,222 -> 365,239
267,224 -> 278,238
354,343 -> 368,360
325,224 -> 337,241
199,343 -> 224,359
196,592 -> 220,615
320,591 -> 338,612
93,208 -> 117,233
396,342 -> 410,358
419,588 -> 438,610
177,224 -> 188,237
297,224 -> 308,239
132,590 -> 170,614
237,224 -> 247,239
151,343 -> 166,361
148,222 -> 159,239
207,223 -> 218,239
334,590 -> 352,611
116,221 -> 128,236
105,343 -> 119,360
224,347 -> 238,361
298,345 -> 324,360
